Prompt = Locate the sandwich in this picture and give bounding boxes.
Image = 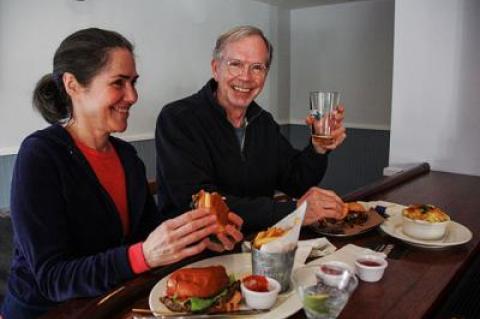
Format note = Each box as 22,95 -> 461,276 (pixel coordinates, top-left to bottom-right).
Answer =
317,202 -> 369,234
160,266 -> 241,313
192,190 -> 230,233
343,202 -> 369,224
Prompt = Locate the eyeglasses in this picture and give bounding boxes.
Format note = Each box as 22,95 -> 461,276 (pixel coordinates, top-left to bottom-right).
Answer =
223,58 -> 268,78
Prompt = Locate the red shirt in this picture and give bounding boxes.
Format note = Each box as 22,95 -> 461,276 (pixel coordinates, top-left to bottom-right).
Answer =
74,138 -> 149,274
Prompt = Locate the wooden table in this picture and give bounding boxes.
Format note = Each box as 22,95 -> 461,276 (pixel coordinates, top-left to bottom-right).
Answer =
41,164 -> 480,319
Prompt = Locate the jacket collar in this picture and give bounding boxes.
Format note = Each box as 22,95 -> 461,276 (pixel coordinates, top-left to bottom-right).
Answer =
31,124 -> 147,240
34,124 -> 133,157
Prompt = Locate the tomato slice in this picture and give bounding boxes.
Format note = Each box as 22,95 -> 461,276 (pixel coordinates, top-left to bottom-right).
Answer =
242,275 -> 269,292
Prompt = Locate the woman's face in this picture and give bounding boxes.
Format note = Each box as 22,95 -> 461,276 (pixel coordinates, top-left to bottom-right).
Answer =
72,48 -> 139,134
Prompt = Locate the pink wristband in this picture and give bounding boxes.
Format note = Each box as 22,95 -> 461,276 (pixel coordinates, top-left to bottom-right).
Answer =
128,242 -> 150,274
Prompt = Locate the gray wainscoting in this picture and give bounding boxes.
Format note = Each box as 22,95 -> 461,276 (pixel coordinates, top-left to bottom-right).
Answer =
0,126 -> 390,210
0,154 -> 16,213
283,125 -> 390,195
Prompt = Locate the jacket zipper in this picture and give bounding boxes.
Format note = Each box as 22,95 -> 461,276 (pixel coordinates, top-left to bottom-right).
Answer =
239,109 -> 263,161
240,118 -> 248,161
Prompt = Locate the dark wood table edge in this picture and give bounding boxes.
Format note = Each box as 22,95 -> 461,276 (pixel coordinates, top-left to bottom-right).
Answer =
341,162 -> 430,202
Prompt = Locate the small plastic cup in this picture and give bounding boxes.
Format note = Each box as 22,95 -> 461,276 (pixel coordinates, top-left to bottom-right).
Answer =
354,254 -> 388,282
315,261 -> 353,287
241,276 -> 281,309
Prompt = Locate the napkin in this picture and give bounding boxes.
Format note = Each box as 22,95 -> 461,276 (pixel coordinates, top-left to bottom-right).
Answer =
294,238 -> 337,266
259,201 -> 307,253
307,244 -> 387,270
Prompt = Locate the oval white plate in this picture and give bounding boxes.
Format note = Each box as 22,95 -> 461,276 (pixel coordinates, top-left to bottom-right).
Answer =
149,253 -> 302,318
380,212 -> 472,249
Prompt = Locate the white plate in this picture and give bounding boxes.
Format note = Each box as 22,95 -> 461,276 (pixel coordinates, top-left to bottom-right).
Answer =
380,212 -> 472,249
149,253 -> 303,318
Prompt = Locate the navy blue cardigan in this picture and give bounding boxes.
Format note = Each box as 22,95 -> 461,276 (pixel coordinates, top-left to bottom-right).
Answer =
7,124 -> 160,308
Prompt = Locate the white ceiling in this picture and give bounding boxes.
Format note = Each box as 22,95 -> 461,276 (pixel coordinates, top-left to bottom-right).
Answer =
252,0 -> 369,9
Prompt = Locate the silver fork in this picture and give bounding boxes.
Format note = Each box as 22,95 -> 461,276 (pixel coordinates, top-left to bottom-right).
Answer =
374,244 -> 386,252
383,244 -> 395,256
374,243 -> 394,256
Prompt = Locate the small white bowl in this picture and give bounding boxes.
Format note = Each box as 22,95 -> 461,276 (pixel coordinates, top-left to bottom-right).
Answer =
402,215 -> 450,240
241,276 -> 280,310
354,255 -> 388,282
315,261 -> 353,287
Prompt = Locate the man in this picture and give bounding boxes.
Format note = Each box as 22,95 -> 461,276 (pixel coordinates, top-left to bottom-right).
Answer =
156,25 -> 347,233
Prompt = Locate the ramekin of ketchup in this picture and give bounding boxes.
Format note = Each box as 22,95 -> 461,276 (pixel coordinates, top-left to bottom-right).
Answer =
354,255 -> 388,282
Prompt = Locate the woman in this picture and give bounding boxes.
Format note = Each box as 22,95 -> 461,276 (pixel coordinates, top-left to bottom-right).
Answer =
0,28 -> 243,319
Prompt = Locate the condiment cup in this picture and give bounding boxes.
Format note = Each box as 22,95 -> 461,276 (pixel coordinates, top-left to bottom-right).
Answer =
354,255 -> 388,282
241,277 -> 281,309
402,215 -> 450,240
315,261 -> 353,287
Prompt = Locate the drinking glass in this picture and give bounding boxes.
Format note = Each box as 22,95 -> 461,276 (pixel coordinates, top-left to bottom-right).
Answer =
309,91 -> 340,147
291,265 -> 358,319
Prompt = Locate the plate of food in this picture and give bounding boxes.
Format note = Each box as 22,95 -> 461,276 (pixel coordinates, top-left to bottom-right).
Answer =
148,253 -> 303,318
380,204 -> 472,249
311,202 -> 385,237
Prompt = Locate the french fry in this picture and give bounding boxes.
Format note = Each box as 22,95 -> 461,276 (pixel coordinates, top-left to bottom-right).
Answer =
253,227 -> 287,249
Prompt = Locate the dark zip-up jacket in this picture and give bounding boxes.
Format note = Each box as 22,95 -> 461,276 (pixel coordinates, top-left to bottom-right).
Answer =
7,124 -> 160,309
156,79 -> 328,232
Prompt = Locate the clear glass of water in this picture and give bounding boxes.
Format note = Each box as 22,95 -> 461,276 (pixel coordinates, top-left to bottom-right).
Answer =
291,265 -> 358,319
309,91 -> 340,147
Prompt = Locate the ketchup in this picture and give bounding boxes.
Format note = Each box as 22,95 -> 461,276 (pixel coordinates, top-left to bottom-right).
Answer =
357,260 -> 382,267
242,275 -> 269,292
320,265 -> 343,275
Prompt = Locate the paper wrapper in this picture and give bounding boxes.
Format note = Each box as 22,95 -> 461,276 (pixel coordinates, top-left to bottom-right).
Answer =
259,201 -> 307,253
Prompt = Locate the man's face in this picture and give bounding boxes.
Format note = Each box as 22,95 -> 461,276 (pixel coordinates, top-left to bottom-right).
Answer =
211,35 -> 269,111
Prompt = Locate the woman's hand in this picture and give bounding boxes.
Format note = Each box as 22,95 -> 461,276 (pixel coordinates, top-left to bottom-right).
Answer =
206,212 -> 244,252
297,187 -> 347,225
142,208 -> 218,268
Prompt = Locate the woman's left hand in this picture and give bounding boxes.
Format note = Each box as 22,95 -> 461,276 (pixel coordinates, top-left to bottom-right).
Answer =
206,212 -> 244,252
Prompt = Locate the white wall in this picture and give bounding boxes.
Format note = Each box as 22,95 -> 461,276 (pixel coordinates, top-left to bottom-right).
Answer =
0,0 -> 275,155
390,0 -> 480,176
268,5 -> 291,124
289,0 -> 393,129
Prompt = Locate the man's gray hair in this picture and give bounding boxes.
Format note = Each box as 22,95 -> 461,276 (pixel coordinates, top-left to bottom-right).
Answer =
212,25 -> 273,68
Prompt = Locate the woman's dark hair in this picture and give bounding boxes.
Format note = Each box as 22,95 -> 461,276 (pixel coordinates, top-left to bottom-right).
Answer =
33,28 -> 134,124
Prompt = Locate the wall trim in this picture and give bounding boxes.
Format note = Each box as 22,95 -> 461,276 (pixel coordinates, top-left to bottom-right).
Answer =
0,123 -> 389,156
284,120 -> 391,131
0,133 -> 156,156
112,132 -> 155,143
0,146 -> 19,156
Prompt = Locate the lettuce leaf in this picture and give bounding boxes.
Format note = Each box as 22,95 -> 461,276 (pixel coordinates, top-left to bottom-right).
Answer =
189,297 -> 216,312
189,288 -> 228,312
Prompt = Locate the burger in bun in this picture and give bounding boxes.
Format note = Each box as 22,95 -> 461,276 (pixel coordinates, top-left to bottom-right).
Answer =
160,266 -> 241,313
193,190 -> 230,233
316,202 -> 369,234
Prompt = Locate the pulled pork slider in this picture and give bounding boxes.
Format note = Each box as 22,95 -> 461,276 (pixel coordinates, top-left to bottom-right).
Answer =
193,190 -> 230,233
